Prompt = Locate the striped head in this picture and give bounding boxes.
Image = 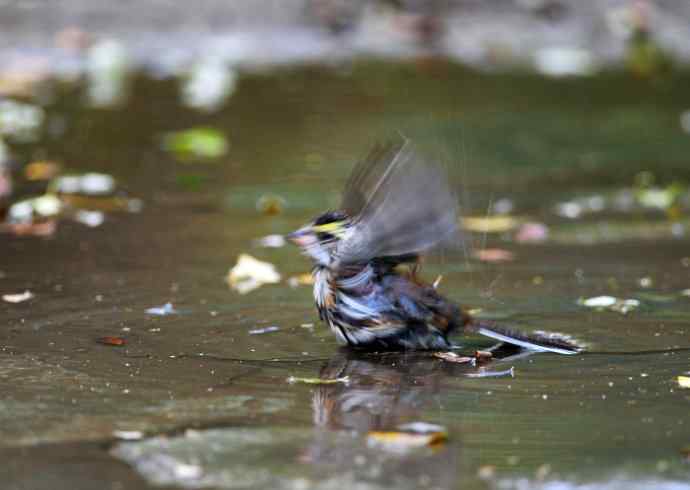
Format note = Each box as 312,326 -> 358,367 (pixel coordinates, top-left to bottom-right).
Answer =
287,211 -> 352,267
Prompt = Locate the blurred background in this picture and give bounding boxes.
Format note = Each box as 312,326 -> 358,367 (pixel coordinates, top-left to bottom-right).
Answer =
3,2 -> 690,490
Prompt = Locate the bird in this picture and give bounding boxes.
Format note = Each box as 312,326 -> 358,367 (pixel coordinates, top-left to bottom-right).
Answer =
287,138 -> 579,354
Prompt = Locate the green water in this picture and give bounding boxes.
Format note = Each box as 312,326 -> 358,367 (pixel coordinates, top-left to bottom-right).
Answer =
2,61 -> 690,490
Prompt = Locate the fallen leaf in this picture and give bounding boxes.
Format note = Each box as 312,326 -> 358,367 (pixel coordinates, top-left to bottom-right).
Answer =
287,376 -> 349,385
367,423 -> 447,452
74,210 -> 105,227
256,194 -> 285,215
581,296 -> 617,308
24,161 -> 61,181
579,296 -> 640,314
112,430 -> 143,440
433,352 -> 473,364
677,376 -> 690,389
163,127 -> 228,161
60,194 -> 143,213
227,254 -> 281,294
477,465 -> 496,480
51,173 -> 116,195
475,350 -> 493,363
2,290 -> 34,303
97,336 -> 126,346
1,220 -> 57,237
7,195 -> 62,222
474,248 -> 515,263
466,366 -> 515,378
463,215 -> 520,233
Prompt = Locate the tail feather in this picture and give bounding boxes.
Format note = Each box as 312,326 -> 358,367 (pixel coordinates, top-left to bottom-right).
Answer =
466,320 -> 582,355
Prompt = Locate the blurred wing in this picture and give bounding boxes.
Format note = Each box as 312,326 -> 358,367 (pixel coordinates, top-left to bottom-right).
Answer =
335,139 -> 460,266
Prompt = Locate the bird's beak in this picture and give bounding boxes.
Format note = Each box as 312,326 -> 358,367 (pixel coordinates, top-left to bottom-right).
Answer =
286,227 -> 316,247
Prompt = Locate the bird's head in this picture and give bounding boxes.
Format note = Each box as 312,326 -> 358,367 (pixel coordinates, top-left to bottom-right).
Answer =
287,210 -> 352,267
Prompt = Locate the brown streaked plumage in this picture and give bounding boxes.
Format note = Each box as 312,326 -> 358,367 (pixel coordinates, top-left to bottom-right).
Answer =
288,139 -> 580,354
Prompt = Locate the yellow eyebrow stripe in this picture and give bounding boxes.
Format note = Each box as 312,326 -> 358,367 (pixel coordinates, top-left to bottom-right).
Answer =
312,222 -> 341,233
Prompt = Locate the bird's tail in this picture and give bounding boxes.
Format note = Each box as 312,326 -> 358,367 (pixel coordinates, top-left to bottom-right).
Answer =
465,320 -> 582,355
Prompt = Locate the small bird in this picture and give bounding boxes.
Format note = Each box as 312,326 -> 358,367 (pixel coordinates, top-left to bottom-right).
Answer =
288,139 -> 579,354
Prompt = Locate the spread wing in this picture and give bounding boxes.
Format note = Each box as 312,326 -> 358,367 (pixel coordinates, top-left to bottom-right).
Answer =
335,139 -> 461,267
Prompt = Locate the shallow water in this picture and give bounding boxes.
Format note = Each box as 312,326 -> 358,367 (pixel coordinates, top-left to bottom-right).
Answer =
2,61 -> 690,489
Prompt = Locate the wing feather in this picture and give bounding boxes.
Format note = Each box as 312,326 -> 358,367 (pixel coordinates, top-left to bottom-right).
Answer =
335,139 -> 461,266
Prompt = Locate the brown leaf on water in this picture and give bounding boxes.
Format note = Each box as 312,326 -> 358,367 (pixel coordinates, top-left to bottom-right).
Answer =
475,350 -> 493,363
433,352 -> 473,364
97,336 -> 126,346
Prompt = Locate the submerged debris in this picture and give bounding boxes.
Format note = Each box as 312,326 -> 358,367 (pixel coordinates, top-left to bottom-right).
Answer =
226,254 -> 281,294
2,290 -> 34,303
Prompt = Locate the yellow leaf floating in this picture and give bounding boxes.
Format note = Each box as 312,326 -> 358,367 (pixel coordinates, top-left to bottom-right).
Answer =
367,423 -> 448,452
677,376 -> 690,389
226,254 -> 281,295
462,215 -> 520,233
24,161 -> 61,181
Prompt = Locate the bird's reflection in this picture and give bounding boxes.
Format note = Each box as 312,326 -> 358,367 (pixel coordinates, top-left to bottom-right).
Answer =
303,346 -> 522,488
313,349 -> 454,432
313,345 -> 522,432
